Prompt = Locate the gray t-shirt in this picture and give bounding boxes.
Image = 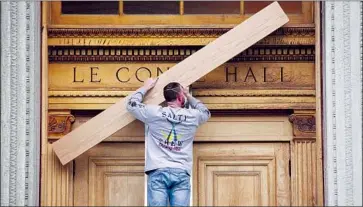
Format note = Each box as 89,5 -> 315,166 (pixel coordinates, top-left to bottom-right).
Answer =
126,88 -> 211,175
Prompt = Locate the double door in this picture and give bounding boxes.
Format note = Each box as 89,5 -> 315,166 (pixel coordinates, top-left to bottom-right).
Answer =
74,142 -> 290,206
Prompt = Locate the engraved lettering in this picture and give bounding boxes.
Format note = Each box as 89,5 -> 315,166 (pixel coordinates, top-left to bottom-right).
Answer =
156,67 -> 164,76
116,67 -> 130,83
135,67 -> 152,82
90,67 -> 101,82
263,67 -> 273,82
225,66 -> 237,82
280,67 -> 291,82
73,67 -> 84,83
244,67 -> 257,82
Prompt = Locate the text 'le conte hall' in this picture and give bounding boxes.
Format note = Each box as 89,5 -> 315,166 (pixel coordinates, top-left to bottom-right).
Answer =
72,65 -> 291,83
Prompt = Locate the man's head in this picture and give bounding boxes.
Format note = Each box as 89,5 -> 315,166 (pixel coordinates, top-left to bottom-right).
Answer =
163,82 -> 186,108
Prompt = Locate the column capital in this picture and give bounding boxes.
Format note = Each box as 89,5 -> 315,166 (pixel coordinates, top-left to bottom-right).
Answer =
48,110 -> 75,139
288,112 -> 316,141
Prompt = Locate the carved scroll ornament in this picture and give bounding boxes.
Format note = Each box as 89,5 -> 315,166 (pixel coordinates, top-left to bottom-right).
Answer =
48,113 -> 75,139
288,114 -> 316,140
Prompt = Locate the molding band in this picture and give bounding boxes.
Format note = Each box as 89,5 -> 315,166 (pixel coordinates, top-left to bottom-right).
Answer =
48,90 -> 315,98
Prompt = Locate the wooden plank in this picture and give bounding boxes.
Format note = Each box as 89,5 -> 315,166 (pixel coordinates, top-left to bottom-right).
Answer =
52,2 -> 289,165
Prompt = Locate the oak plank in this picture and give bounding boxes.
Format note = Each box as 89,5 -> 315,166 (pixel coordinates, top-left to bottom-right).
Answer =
52,1 -> 289,165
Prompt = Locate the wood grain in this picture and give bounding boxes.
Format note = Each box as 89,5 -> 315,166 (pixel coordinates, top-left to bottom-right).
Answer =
73,143 -> 289,206
41,2 -> 51,205
69,115 -> 293,142
314,2 -> 324,205
52,2 -> 289,165
289,110 -> 318,206
291,141 -> 317,206
193,143 -> 290,206
73,143 -> 145,206
42,143 -> 73,206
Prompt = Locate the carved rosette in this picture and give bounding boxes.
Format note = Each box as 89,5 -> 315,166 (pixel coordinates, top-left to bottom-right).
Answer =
48,112 -> 75,139
288,114 -> 316,140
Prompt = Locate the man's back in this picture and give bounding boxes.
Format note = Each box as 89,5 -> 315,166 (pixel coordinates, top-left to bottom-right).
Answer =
126,87 -> 210,175
126,79 -> 210,206
145,105 -> 205,175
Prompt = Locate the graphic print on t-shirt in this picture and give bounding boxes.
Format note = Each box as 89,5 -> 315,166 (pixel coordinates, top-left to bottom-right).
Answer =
159,112 -> 186,152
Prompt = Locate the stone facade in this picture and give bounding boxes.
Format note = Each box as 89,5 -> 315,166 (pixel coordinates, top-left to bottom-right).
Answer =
323,1 -> 363,206
1,1 -> 41,206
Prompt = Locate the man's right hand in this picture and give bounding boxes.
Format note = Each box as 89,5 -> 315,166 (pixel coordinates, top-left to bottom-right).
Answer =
182,86 -> 192,98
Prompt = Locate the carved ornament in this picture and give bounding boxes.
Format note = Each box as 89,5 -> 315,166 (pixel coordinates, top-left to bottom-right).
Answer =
48,27 -> 314,38
48,45 -> 315,62
288,114 -> 316,140
48,112 -> 75,139
47,27 -> 315,46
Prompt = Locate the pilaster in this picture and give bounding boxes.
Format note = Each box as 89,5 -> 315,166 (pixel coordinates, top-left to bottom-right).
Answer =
0,1 -> 41,206
323,1 -> 363,206
289,110 -> 318,206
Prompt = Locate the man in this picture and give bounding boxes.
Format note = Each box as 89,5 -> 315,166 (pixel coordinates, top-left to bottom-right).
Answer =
126,78 -> 211,206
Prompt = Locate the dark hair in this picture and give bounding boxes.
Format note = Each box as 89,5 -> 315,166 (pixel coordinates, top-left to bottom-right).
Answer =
163,82 -> 182,102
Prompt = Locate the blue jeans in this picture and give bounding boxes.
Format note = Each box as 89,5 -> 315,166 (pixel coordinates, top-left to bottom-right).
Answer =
147,167 -> 191,206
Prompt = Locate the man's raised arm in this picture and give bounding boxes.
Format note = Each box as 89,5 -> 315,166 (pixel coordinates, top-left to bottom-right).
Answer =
126,78 -> 158,123
184,88 -> 211,125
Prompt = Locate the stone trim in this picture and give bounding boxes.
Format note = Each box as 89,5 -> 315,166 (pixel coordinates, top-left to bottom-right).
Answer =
0,2 -> 41,206
323,1 -> 363,206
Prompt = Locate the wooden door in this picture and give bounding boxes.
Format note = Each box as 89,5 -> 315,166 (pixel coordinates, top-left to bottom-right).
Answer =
73,143 -> 145,206
74,142 -> 290,206
193,143 -> 290,206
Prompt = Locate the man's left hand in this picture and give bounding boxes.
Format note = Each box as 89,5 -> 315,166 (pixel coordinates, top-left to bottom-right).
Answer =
143,78 -> 158,91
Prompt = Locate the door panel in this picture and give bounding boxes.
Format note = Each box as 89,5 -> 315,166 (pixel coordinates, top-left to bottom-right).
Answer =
193,143 -> 290,206
74,142 -> 290,206
74,143 -> 145,206
90,159 -> 144,206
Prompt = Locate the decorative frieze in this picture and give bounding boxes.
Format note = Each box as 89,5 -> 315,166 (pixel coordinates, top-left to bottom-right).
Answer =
48,27 -> 314,38
48,46 -> 315,62
47,27 -> 315,46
